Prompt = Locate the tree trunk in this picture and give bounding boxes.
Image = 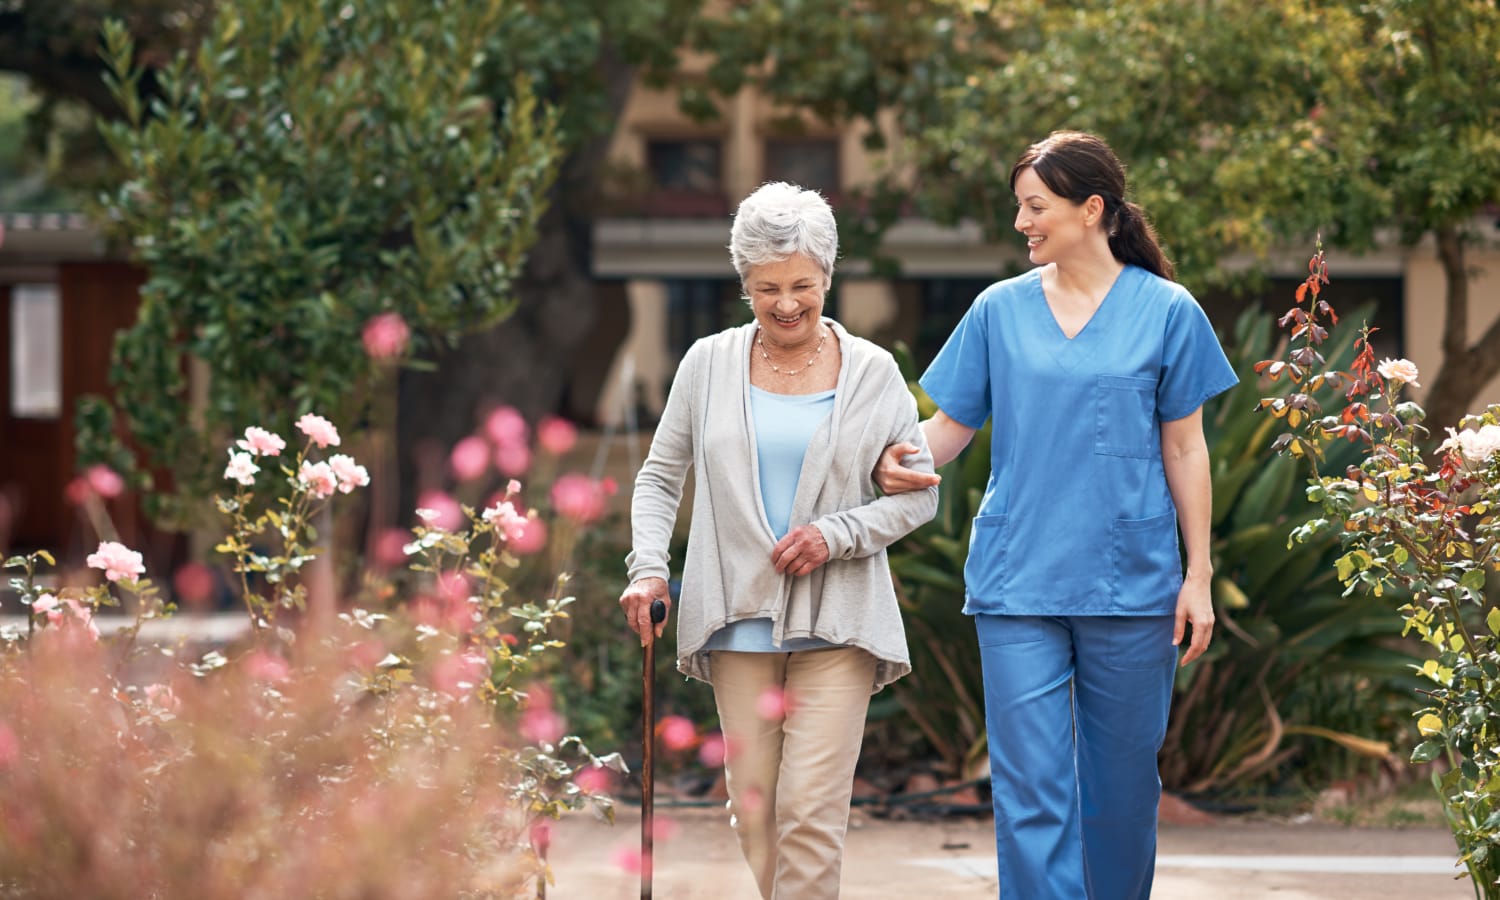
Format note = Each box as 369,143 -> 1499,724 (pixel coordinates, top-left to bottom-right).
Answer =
1421,225 -> 1500,439
393,46 -> 638,519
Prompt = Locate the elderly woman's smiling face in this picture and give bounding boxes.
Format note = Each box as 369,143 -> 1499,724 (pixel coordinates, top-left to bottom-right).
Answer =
745,252 -> 827,350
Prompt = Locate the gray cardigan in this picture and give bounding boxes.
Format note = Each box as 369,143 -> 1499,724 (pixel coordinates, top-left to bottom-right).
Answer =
626,319 -> 939,692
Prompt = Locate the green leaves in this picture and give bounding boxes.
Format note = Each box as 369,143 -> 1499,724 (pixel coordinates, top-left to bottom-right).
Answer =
81,0 -> 562,528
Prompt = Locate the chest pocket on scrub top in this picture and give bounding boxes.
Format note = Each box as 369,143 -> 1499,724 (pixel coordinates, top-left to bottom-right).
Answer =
1095,374 -> 1158,458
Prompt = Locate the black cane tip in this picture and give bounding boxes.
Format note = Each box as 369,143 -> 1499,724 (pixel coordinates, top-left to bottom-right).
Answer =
650,599 -> 666,624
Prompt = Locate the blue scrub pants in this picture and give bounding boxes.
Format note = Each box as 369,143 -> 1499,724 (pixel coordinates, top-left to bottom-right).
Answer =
976,614 -> 1177,900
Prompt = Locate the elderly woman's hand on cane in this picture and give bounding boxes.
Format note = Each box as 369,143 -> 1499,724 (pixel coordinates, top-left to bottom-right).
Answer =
621,577 -> 671,647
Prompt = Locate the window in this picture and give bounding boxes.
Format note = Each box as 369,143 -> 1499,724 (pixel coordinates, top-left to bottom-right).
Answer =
764,138 -> 841,198
647,139 -> 723,193
666,280 -> 746,360
10,283 -> 61,419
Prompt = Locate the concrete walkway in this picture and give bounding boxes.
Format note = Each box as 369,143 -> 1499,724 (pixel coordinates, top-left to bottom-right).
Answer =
545,806 -> 1474,899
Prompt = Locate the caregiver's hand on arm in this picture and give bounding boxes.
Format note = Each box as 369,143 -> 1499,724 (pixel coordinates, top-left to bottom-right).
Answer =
619,577 -> 671,647
872,411 -> 977,493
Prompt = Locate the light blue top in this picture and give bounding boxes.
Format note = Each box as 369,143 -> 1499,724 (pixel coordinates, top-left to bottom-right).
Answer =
920,265 -> 1238,616
703,386 -> 837,652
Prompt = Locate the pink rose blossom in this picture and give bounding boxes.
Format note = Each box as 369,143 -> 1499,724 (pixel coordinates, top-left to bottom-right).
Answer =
328,454 -> 370,493
449,436 -> 490,481
507,479 -> 523,497
1376,357 -> 1421,388
225,451 -> 260,486
530,821 -> 553,854
172,563 -> 217,609
0,722 -> 18,770
494,442 -> 532,478
296,413 -> 341,448
236,426 -> 286,457
362,311 -> 411,360
87,541 -> 146,583
431,650 -> 489,697
574,765 -> 613,795
755,686 -> 789,721
346,639 -> 386,672
298,460 -> 338,499
244,651 -> 291,684
520,707 -> 566,745
85,465 -> 124,499
611,846 -> 644,876
551,473 -> 609,524
415,490 -> 464,532
510,516 -> 548,555
482,500 -> 530,541
484,406 -> 528,447
537,416 -> 578,455
659,715 -> 698,752
698,733 -> 728,768
372,528 -> 409,568
64,477 -> 92,506
31,593 -> 58,615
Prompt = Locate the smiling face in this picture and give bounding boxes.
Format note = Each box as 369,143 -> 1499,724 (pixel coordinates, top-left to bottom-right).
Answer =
745,253 -> 828,350
1012,166 -> 1102,267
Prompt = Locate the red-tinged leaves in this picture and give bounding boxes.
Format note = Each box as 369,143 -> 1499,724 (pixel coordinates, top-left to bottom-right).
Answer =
1296,282 -> 1309,304
1318,301 -> 1339,325
1271,433 -> 1294,453
1310,325 -> 1328,343
1253,360 -> 1277,375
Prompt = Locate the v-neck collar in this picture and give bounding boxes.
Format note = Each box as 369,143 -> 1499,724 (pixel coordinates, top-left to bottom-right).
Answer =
1034,265 -> 1134,371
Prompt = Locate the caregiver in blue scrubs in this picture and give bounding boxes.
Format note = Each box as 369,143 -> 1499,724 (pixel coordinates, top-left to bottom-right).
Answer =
875,130 -> 1237,899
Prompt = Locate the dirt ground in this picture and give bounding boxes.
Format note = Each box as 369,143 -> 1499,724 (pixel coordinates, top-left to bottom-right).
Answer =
544,805 -> 1474,899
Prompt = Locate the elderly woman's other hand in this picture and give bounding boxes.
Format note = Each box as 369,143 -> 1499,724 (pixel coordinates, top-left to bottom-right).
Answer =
619,577 -> 671,646
772,524 -> 831,577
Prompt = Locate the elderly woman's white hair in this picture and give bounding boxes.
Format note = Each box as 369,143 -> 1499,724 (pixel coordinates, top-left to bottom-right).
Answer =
728,181 -> 838,283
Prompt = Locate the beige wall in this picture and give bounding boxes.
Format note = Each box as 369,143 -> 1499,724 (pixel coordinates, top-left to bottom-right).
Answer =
1404,243 -> 1500,413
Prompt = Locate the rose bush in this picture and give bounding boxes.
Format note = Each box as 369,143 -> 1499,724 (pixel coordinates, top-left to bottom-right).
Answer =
1,414 -> 620,897
1260,244 -> 1500,893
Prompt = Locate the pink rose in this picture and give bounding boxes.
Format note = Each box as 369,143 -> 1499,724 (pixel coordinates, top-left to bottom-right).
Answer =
328,454 -> 369,493
172,562 -> 217,609
0,722 -> 18,770
484,406 -> 528,447
537,416 -> 578,455
86,541 -> 145,583
298,460 -> 338,499
144,683 -> 180,713
659,715 -> 698,752
296,413 -> 341,448
507,517 -> 547,556
85,465 -> 125,499
449,436 -> 490,482
698,732 -> 728,768
550,473 -> 608,524
415,490 -> 464,532
244,651 -> 291,684
31,593 -> 58,614
362,312 -> 410,360
431,650 -> 489,697
225,451 -> 260,486
1376,357 -> 1420,388
574,765 -> 613,795
236,426 -> 286,457
494,442 -> 532,478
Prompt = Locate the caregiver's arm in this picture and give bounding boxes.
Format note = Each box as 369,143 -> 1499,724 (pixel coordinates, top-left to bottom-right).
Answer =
871,410 -> 977,493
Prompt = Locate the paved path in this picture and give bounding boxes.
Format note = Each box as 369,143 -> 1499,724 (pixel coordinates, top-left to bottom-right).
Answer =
545,806 -> 1473,899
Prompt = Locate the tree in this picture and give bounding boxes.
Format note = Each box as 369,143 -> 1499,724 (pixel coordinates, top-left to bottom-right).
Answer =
78,0 -> 561,527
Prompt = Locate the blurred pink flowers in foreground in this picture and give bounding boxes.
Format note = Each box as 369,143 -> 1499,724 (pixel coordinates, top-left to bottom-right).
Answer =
362,311 -> 410,360
550,473 -> 616,524
537,415 -> 578,455
86,541 -> 145,583
658,715 -> 698,752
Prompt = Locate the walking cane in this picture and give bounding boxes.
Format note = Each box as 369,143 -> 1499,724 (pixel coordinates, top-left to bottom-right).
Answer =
641,598 -> 667,900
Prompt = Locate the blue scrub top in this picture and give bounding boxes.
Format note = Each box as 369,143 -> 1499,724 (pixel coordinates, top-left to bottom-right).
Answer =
920,265 -> 1238,616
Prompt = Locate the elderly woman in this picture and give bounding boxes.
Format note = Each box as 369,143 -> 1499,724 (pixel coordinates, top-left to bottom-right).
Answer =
619,181 -> 938,899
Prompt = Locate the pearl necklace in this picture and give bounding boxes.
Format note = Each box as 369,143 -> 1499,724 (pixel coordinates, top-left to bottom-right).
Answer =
756,325 -> 827,376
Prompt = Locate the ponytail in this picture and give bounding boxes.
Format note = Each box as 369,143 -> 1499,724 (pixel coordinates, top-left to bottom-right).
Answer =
1107,200 -> 1174,282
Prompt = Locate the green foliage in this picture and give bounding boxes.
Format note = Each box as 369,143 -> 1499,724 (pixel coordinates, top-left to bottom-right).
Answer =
78,0 -> 562,528
1262,246 -> 1500,894
1162,304 -> 1415,795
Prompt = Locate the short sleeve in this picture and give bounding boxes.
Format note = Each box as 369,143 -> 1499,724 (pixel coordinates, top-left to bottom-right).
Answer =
918,294 -> 994,429
1158,291 -> 1239,422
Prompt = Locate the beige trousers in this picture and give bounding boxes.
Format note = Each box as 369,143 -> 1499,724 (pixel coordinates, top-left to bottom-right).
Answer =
710,647 -> 877,900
